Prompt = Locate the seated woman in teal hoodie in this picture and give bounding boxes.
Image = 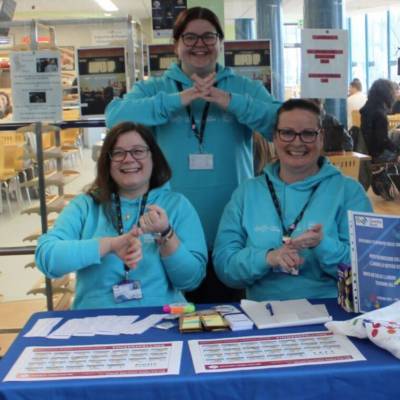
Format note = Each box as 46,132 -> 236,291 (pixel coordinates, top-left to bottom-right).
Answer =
213,99 -> 373,301
35,122 -> 207,309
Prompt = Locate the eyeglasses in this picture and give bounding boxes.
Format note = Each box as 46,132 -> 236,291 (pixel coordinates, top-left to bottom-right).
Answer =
276,129 -> 320,143
109,146 -> 150,162
181,32 -> 219,47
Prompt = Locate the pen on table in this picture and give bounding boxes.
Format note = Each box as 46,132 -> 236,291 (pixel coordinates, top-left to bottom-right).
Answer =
266,303 -> 274,316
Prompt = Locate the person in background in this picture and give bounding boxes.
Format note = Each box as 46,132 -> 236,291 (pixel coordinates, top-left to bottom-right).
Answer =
213,99 -> 372,301
35,122 -> 207,309
360,78 -> 399,162
308,98 -> 353,153
105,7 -> 281,303
347,78 -> 367,130
391,83 -> 400,114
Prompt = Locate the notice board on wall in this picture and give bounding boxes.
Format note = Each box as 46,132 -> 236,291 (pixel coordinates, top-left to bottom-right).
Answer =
77,47 -> 127,117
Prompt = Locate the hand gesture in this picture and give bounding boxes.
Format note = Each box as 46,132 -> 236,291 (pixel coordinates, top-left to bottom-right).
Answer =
288,224 -> 323,250
180,73 -> 231,110
110,226 -> 142,269
192,73 -> 231,110
139,204 -> 170,235
266,244 -> 304,275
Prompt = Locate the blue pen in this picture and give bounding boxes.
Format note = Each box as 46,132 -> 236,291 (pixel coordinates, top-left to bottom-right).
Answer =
266,303 -> 274,316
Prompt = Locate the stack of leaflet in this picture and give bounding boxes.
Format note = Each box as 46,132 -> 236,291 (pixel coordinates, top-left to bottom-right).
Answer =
224,313 -> 254,331
240,299 -> 332,329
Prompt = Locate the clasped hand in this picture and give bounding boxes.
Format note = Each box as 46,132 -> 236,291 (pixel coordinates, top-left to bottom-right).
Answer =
266,224 -> 323,274
180,72 -> 231,110
139,204 -> 170,236
109,226 -> 142,269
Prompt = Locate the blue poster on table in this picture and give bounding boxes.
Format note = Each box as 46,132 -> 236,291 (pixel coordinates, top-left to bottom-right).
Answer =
349,211 -> 400,313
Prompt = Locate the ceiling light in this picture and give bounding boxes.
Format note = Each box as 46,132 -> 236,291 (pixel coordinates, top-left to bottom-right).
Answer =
94,0 -> 118,12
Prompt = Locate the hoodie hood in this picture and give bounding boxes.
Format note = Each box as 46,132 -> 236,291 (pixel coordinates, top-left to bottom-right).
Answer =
264,156 -> 341,191
164,62 -> 235,86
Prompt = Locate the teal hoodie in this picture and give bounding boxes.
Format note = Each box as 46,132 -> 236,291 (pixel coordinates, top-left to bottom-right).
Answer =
35,183 -> 207,309
213,158 -> 373,301
106,63 -> 281,247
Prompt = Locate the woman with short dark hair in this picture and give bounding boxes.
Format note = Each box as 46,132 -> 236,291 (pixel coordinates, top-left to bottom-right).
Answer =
214,99 -> 372,300
35,122 -> 207,309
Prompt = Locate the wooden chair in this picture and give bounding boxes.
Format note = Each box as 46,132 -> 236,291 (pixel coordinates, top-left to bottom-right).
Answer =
253,132 -> 275,175
327,151 -> 371,180
0,144 -> 24,214
387,113 -> 400,131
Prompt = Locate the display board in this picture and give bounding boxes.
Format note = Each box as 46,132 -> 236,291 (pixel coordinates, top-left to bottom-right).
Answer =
349,210 -> 400,313
224,40 -> 272,93
77,47 -> 127,117
148,44 -> 177,77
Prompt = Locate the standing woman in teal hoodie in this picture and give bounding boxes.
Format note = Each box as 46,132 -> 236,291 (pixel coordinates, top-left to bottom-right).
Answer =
105,7 -> 281,303
213,99 -> 373,301
35,122 -> 207,309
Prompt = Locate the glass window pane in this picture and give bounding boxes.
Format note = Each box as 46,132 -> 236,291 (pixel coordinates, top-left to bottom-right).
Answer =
389,9 -> 400,81
350,15 -> 367,91
367,11 -> 388,84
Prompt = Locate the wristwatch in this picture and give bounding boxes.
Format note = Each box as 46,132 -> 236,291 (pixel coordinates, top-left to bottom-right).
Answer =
159,225 -> 174,245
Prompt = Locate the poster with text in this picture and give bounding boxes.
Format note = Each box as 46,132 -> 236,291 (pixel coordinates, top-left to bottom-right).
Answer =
152,0 -> 187,38
10,50 -> 62,122
77,47 -> 127,117
224,40 -> 272,93
301,28 -> 348,99
349,211 -> 400,313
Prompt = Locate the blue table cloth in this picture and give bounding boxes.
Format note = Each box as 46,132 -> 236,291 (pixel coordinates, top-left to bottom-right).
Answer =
0,299 -> 399,400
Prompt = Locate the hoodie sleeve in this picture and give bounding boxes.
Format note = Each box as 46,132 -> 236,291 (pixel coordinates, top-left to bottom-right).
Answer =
213,185 -> 271,289
227,78 -> 281,140
160,195 -> 207,291
105,79 -> 182,128
313,179 -> 373,274
35,196 -> 101,278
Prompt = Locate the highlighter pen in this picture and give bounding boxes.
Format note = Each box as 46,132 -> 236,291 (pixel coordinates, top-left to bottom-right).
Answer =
266,303 -> 274,316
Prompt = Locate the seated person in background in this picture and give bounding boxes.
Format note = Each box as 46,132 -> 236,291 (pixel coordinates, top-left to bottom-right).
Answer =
347,78 -> 367,130
35,122 -> 207,309
213,99 -> 372,301
360,79 -> 399,162
308,98 -> 353,153
391,82 -> 400,114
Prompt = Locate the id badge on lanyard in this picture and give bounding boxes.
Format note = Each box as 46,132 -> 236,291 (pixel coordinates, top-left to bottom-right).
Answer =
176,80 -> 215,171
113,280 -> 142,303
113,193 -> 147,303
189,153 -> 214,170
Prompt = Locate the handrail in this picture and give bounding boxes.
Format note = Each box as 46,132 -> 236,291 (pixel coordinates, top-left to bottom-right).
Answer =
0,246 -> 36,256
0,119 -> 106,131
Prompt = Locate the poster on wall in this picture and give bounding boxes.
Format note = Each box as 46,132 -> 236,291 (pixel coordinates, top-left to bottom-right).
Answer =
301,28 -> 348,99
10,50 -> 62,122
77,47 -> 127,117
152,0 -> 187,38
224,40 -> 272,93
148,44 -> 177,77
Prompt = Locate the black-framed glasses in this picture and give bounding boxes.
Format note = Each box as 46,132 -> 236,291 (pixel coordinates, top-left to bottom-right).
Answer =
276,129 -> 321,143
181,32 -> 219,47
109,146 -> 150,162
